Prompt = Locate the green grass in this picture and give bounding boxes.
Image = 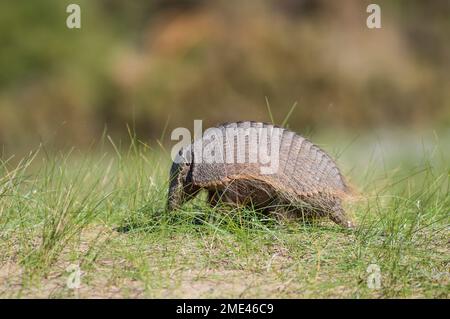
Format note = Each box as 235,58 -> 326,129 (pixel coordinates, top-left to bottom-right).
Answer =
0,133 -> 448,298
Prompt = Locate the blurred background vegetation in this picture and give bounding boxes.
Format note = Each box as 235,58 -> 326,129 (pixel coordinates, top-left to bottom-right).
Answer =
0,0 -> 449,152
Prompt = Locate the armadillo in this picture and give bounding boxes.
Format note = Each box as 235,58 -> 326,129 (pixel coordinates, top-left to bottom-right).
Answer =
167,121 -> 355,229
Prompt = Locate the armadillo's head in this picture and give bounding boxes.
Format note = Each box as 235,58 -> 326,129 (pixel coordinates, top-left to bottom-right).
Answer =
167,146 -> 196,211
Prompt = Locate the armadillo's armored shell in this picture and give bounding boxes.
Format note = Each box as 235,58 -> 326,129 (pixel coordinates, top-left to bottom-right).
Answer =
190,121 -> 348,199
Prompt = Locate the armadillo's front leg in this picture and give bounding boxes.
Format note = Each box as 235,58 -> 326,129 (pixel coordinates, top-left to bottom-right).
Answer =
208,190 -> 220,207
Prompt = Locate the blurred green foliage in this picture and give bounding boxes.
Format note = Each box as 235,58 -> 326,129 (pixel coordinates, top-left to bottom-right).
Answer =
0,0 -> 449,150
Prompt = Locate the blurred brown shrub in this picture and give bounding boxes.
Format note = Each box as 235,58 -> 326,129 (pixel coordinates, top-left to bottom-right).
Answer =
0,0 -> 449,151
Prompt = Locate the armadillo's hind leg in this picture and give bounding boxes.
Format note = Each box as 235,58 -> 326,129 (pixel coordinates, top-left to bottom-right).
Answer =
328,200 -> 356,230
